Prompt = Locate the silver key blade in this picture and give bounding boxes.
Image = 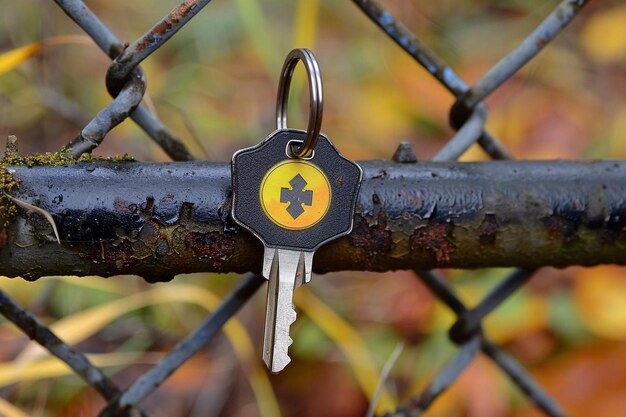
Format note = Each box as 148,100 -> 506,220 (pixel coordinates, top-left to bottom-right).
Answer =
262,248 -> 311,373
262,248 -> 313,286
295,251 -> 313,288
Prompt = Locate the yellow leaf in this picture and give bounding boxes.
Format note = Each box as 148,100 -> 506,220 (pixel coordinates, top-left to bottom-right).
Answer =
574,266 -> 626,339
0,43 -> 43,76
15,291 -> 158,363
295,288 -> 396,414
55,275 -> 132,294
0,35 -> 93,76
288,0 -> 320,118
0,352 -> 147,388
580,4 -> 626,63
10,282 -> 281,417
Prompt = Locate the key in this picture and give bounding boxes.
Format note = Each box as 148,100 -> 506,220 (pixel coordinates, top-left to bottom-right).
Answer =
231,129 -> 361,372
231,48 -> 361,373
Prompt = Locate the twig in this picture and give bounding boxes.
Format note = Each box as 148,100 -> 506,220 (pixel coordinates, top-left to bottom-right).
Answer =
366,341 -> 405,417
8,195 -> 60,244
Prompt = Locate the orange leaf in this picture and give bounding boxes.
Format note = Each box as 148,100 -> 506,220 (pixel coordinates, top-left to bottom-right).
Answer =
0,35 -> 93,76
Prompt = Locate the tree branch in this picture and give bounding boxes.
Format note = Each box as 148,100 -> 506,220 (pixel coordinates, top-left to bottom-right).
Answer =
1,160 -> 625,281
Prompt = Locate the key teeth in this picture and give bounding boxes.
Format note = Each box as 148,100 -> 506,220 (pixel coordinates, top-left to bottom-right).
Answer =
270,342 -> 292,373
269,305 -> 297,373
270,354 -> 291,373
263,248 -> 307,373
287,305 -> 297,326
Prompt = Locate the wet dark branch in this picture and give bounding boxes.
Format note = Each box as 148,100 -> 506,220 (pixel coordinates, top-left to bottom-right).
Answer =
1,159 -> 625,281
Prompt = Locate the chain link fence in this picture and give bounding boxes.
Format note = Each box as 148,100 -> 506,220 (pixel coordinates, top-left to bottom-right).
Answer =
0,0 -> 612,416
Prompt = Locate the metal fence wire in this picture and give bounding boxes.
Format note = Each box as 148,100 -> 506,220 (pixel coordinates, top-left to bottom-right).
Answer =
0,0 -> 597,416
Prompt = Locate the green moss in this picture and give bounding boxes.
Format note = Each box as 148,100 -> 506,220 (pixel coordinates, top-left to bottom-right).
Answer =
0,169 -> 19,227
2,146 -> 135,167
0,146 -> 135,231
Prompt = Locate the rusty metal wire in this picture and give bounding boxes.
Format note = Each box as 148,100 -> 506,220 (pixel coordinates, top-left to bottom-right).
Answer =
0,290 -> 153,417
351,0 -> 512,161
104,274 -> 264,416
0,0 -> 595,415
0,290 -> 120,400
54,0 -> 195,161
105,0 -> 216,97
413,270 -> 569,417
459,0 -> 589,109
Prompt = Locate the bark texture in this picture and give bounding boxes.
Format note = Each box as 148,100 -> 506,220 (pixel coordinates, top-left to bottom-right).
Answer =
1,160 -> 625,281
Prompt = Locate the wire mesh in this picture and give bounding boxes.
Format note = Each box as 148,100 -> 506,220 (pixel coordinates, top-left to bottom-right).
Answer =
0,0 -> 597,415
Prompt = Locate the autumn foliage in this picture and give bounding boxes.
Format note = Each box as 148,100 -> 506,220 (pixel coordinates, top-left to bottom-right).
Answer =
0,1 -> 626,416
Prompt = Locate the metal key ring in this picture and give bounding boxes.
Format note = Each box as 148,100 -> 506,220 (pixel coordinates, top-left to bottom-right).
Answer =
276,48 -> 323,159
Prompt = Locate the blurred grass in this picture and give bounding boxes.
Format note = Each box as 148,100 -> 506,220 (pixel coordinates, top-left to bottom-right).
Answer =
11,280 -> 280,417
295,287 -> 396,415
0,0 -> 626,416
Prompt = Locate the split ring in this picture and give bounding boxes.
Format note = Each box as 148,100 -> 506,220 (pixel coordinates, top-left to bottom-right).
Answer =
275,48 -> 323,159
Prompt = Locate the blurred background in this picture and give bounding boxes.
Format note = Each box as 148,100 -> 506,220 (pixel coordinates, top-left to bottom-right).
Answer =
1,0 -> 626,416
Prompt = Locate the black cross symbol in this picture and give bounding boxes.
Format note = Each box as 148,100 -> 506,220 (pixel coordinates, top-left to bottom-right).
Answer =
280,174 -> 313,219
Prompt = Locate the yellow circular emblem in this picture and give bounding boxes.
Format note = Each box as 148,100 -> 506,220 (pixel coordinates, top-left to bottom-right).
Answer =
260,160 -> 331,230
